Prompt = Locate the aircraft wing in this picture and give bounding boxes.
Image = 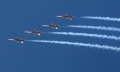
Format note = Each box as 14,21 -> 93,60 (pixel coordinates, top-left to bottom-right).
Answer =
17,41 -> 24,43
20,41 -> 24,43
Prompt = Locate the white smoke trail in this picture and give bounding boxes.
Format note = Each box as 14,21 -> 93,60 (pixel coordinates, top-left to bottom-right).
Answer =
67,25 -> 120,32
26,40 -> 120,52
48,32 -> 120,41
81,16 -> 120,22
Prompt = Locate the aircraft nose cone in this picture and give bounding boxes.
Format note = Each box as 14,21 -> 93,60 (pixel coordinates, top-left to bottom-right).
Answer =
8,39 -> 14,40
56,16 -> 61,17
42,25 -> 47,26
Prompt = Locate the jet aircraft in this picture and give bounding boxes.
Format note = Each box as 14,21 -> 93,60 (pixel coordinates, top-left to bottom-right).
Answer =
56,14 -> 73,20
8,38 -> 24,43
25,30 -> 41,36
42,23 -> 59,29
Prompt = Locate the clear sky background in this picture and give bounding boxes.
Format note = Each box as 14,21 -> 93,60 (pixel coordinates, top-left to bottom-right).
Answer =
0,0 -> 120,72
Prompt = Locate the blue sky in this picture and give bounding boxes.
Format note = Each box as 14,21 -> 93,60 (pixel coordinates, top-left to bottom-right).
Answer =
0,0 -> 120,72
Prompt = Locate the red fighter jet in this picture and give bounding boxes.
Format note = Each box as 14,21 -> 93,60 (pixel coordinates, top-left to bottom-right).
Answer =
56,14 -> 73,20
8,38 -> 24,43
24,30 -> 41,36
42,23 -> 59,29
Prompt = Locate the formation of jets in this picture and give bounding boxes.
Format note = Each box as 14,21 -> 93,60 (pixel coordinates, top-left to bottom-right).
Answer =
8,14 -> 73,43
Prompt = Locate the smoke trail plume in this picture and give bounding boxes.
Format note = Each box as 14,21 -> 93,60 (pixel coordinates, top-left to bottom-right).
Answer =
67,25 -> 120,32
48,32 -> 120,41
26,40 -> 120,52
81,16 -> 120,22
